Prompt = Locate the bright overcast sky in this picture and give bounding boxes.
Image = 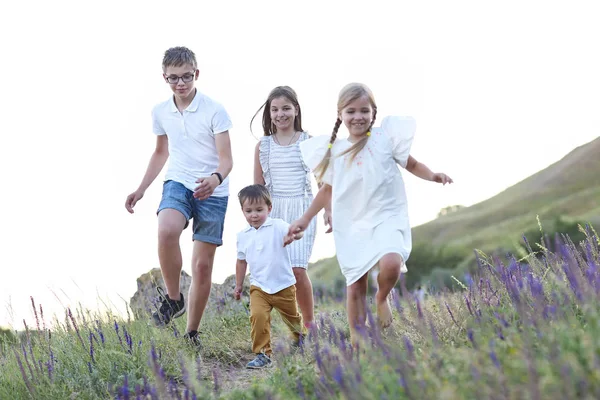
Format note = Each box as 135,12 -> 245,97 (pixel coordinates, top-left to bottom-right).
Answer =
1,0 -> 599,328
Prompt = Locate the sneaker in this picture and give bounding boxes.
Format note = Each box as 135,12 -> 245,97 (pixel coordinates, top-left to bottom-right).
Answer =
151,287 -> 185,326
246,353 -> 272,369
183,330 -> 202,348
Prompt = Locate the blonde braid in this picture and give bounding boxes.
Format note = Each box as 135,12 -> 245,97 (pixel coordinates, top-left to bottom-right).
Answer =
314,118 -> 342,183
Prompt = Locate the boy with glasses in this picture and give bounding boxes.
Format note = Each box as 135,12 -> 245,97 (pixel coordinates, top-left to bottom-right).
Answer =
125,46 -> 233,345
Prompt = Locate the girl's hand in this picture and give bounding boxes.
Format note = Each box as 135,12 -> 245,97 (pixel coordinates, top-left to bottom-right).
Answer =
285,217 -> 309,246
432,173 -> 453,185
323,210 -> 333,233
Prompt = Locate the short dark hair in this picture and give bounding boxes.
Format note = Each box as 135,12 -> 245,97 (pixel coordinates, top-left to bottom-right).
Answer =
162,46 -> 197,71
238,184 -> 272,208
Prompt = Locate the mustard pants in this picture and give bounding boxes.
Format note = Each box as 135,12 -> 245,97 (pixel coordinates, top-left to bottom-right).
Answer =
250,285 -> 303,355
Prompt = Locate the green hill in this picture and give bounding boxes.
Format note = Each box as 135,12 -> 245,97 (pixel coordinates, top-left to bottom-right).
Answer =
309,136 -> 600,289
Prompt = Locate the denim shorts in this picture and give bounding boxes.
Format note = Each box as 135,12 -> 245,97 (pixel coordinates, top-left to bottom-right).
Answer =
157,180 -> 228,246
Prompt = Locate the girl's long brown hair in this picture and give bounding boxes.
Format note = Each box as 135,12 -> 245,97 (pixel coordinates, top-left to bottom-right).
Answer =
314,83 -> 377,183
250,86 -> 303,137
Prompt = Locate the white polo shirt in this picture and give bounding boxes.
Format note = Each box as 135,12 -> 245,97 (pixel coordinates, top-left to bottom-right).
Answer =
237,218 -> 296,294
152,90 -> 233,197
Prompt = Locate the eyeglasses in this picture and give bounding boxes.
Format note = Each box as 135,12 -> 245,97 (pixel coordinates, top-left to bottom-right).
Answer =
164,71 -> 196,84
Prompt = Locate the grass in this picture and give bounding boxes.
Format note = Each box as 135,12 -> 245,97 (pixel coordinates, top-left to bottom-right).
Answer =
1,225 -> 600,399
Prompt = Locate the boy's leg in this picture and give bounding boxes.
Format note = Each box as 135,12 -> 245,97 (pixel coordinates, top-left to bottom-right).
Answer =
272,286 -> 304,342
153,181 -> 193,325
186,195 -> 228,333
292,267 -> 314,328
346,274 -> 369,345
375,253 -> 403,329
157,209 -> 187,300
186,241 -> 216,333
249,286 -> 273,355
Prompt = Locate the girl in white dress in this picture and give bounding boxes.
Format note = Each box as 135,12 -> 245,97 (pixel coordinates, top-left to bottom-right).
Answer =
252,86 -> 332,329
286,83 -> 452,341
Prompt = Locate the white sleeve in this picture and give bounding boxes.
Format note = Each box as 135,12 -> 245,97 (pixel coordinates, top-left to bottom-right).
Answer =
299,135 -> 334,185
151,105 -> 166,136
381,116 -> 416,168
211,103 -> 233,135
236,232 -> 246,260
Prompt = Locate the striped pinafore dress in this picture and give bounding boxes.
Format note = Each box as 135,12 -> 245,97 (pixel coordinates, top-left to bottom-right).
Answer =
259,132 -> 316,268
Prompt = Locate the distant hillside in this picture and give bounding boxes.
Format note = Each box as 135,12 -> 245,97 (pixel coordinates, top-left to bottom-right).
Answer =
309,137 -> 600,288
411,136 -> 600,250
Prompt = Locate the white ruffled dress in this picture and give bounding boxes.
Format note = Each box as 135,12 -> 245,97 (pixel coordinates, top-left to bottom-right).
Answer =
299,116 -> 415,286
259,132 -> 316,268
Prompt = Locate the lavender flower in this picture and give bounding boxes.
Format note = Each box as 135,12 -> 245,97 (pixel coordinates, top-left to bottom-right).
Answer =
445,302 -> 458,326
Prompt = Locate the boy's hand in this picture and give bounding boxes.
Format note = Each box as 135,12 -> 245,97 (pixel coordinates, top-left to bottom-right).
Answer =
323,210 -> 333,233
285,218 -> 308,246
234,286 -> 242,300
432,173 -> 453,185
125,190 -> 144,213
284,231 -> 304,247
193,175 -> 220,200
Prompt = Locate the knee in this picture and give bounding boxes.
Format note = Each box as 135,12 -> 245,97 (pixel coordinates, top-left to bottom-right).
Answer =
379,254 -> 403,275
191,258 -> 213,281
250,311 -> 269,326
347,283 -> 364,300
158,225 -> 180,244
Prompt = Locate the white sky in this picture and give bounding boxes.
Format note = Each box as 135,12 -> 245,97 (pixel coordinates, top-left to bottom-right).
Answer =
1,0 -> 599,328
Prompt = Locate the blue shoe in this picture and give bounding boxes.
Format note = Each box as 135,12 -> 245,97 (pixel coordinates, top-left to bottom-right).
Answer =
246,353 -> 272,369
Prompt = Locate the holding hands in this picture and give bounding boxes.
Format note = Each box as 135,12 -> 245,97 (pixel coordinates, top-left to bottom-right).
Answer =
284,217 -> 309,246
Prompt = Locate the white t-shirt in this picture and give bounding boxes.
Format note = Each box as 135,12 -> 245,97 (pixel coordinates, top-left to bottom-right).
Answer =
236,217 -> 296,294
152,90 -> 232,197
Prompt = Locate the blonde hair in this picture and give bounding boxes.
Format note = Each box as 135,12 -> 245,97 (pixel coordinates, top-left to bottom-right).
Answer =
314,83 -> 378,182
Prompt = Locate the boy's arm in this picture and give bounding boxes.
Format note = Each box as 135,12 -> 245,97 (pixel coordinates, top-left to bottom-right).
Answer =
405,155 -> 453,185
194,131 -> 234,200
254,142 -> 266,185
125,135 -> 169,213
234,259 -> 248,300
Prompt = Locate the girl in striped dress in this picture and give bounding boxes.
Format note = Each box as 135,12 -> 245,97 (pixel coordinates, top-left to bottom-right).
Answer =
251,86 -> 330,329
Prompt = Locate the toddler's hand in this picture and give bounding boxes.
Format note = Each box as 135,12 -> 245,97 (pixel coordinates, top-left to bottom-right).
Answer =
433,173 -> 453,185
234,286 -> 242,300
285,219 -> 307,246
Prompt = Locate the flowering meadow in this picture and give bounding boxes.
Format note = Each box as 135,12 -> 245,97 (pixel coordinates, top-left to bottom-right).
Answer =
1,225 -> 599,399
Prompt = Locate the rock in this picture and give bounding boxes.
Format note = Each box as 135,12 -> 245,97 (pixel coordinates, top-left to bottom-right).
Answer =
129,268 -> 251,320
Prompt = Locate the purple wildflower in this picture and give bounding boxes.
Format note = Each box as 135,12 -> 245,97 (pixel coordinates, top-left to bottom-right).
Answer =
68,308 -> 87,350
30,297 -> 41,334
404,336 -> 414,359
212,366 -> 220,395
489,342 -> 501,369
297,378 -> 306,400
39,304 -> 46,334
14,349 -> 35,397
89,332 -> 95,363
465,296 -> 474,316
332,364 -> 344,386
445,302 -> 459,326
467,329 -> 477,349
